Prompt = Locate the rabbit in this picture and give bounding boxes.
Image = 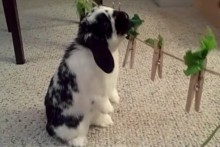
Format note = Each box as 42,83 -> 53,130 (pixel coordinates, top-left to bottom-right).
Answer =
44,6 -> 130,147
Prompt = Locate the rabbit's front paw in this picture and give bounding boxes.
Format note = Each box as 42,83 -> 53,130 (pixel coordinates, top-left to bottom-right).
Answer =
92,113 -> 113,127
99,99 -> 114,113
110,89 -> 120,104
67,136 -> 88,147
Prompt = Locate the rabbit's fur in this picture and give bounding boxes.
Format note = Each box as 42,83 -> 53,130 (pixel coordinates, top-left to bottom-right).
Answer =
44,6 -> 130,146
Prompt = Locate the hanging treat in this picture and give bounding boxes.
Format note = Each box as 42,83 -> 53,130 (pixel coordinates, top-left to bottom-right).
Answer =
145,35 -> 164,81
184,27 -> 217,112
123,14 -> 144,68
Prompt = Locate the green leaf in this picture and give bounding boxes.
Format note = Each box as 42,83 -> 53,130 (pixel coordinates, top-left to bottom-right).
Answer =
130,14 -> 144,29
76,0 -> 93,18
184,66 -> 202,76
127,14 -> 144,38
145,34 -> 164,49
128,29 -> 139,38
183,50 -> 206,76
145,38 -> 155,48
200,27 -> 217,51
183,27 -> 217,76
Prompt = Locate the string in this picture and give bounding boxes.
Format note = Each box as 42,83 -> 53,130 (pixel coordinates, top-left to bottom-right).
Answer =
135,37 -> 220,77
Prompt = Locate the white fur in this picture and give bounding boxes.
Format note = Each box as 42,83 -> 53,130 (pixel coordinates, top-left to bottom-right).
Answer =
53,6 -> 125,146
87,6 -> 114,23
110,88 -> 120,104
54,45 -> 120,146
91,113 -> 114,127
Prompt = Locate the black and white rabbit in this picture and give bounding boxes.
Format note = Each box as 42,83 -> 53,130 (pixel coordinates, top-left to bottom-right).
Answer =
44,6 -> 130,146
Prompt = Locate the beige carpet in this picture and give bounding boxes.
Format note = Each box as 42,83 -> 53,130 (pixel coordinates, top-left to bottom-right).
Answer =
0,0 -> 220,146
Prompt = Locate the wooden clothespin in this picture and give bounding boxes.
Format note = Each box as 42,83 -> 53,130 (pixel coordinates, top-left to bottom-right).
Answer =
122,37 -> 136,68
122,37 -> 132,67
151,40 -> 164,81
112,1 -> 115,8
185,59 -> 207,112
130,38 -> 136,68
112,1 -> 121,10
118,2 -> 121,11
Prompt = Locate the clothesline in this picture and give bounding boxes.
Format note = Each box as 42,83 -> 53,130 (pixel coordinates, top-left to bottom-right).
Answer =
136,37 -> 220,77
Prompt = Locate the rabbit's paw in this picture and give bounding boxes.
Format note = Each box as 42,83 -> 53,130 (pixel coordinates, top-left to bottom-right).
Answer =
92,114 -> 113,127
67,136 -> 87,147
110,89 -> 120,104
99,99 -> 114,113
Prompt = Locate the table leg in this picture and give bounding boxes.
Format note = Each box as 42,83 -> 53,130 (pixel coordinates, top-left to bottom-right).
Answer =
3,0 -> 25,64
2,0 -> 11,32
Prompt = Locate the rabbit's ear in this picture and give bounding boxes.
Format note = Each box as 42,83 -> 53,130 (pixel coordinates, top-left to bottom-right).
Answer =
86,34 -> 114,73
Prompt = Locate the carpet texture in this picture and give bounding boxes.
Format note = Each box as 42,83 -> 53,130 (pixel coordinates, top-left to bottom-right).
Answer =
0,0 -> 220,146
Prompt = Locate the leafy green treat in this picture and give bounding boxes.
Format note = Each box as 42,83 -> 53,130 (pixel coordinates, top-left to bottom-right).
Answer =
183,50 -> 208,76
130,14 -> 144,29
145,38 -> 155,48
128,29 -> 140,38
145,34 -> 164,49
76,0 -> 93,20
128,14 -> 144,38
183,27 -> 217,76
200,27 -> 217,50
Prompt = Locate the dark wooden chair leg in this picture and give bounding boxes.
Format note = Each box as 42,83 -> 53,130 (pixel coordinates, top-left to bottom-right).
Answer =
2,0 -> 11,32
93,0 -> 103,5
3,0 -> 25,64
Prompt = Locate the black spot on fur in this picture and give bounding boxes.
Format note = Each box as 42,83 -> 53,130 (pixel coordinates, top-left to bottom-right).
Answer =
45,105 -> 62,127
75,13 -> 115,73
45,104 -> 84,136
57,61 -> 79,93
77,13 -> 113,40
94,13 -> 113,39
46,123 -> 55,136
44,58 -> 81,137
44,60 -> 78,110
50,88 -> 72,107
63,43 -> 77,59
65,115 -> 84,128
113,11 -> 130,35
91,100 -> 95,105
49,78 -> 54,87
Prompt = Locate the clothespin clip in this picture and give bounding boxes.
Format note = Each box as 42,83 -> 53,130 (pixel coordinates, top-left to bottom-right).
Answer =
151,39 -> 164,81
122,36 -> 136,68
118,2 -> 121,11
112,1 -> 115,8
112,1 -> 121,10
185,59 -> 207,112
130,38 -> 136,68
